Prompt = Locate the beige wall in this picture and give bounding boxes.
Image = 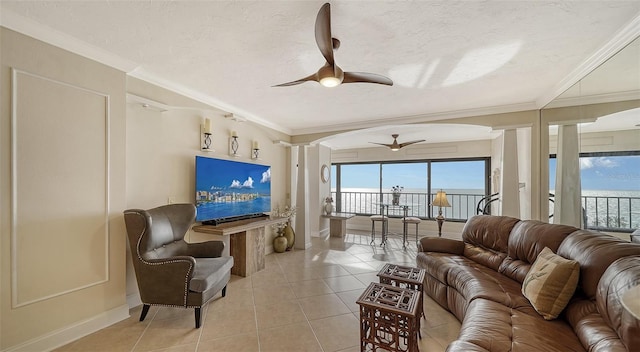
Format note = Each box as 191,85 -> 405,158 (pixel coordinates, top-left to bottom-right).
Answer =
1,28 -> 128,350
304,144 -> 332,237
125,77 -> 291,302
0,27 -> 292,351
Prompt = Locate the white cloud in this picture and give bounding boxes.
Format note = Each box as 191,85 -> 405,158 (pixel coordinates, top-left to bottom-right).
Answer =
230,177 -> 254,188
580,157 -> 618,170
594,157 -> 618,168
242,177 -> 254,188
580,158 -> 593,170
261,168 -> 271,183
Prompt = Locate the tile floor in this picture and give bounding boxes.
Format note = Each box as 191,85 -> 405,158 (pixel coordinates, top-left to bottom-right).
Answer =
55,231 -> 461,352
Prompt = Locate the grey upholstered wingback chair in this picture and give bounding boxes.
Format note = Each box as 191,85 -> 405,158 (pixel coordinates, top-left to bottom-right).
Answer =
124,203 -> 234,328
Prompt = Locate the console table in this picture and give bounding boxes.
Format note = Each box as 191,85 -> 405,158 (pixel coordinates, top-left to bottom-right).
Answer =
321,212 -> 356,237
193,216 -> 287,277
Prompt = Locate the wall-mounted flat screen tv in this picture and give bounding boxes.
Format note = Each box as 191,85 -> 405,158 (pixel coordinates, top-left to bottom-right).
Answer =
195,156 -> 271,224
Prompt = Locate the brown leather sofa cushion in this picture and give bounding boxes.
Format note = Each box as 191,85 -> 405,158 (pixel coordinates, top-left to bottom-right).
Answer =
498,220 -> 578,284
595,256 -> 640,350
416,251 -> 467,284
508,221 -> 578,263
450,298 -> 586,352
462,215 -> 520,254
448,262 -> 531,310
462,215 -> 520,271
418,237 -> 465,254
557,230 -> 640,299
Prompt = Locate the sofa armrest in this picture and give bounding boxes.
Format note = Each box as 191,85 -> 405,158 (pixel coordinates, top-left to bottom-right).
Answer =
418,237 -> 465,255
185,241 -> 225,258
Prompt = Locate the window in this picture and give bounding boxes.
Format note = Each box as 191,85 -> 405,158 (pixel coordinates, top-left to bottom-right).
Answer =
333,158 -> 489,221
549,152 -> 640,231
431,160 -> 488,220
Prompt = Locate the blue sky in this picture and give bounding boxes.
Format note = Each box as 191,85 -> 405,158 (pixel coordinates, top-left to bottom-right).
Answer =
333,160 -> 486,191
550,155 -> 640,191
196,156 -> 271,194
333,155 -> 640,192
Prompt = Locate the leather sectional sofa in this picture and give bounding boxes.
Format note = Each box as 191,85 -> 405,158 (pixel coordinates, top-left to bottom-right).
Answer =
416,215 -> 640,351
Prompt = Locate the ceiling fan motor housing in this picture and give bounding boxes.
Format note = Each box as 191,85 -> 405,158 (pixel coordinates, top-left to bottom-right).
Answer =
318,64 -> 344,87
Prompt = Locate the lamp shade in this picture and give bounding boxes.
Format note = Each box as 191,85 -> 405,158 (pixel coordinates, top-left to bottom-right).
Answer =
432,190 -> 451,207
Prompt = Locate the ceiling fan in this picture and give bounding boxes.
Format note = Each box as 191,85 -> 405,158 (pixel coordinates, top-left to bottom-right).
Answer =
273,3 -> 393,88
370,134 -> 425,151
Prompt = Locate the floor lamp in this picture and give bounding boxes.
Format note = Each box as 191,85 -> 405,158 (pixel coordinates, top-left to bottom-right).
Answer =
432,190 -> 451,237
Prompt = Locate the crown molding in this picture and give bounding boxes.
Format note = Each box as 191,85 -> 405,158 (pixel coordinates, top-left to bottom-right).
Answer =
0,9 -> 139,72
543,90 -> 640,109
127,68 -> 292,135
291,101 -> 538,136
536,12 -> 640,109
0,9 -> 292,135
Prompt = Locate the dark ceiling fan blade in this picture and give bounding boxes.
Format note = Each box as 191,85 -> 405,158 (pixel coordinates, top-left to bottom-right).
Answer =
398,140 -> 426,148
315,3 -> 335,65
369,134 -> 423,150
272,73 -> 318,87
343,72 -> 393,86
369,142 -> 394,147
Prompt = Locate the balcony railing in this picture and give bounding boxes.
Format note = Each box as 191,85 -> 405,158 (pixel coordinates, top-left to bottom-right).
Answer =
549,194 -> 639,232
333,191 -> 639,232
332,191 -> 486,221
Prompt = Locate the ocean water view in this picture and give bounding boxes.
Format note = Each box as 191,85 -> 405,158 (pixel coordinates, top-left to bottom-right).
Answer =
332,188 -> 640,230
555,189 -> 640,230
334,188 -> 487,220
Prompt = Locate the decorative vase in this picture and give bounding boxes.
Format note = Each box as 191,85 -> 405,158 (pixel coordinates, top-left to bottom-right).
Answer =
283,223 -> 295,250
392,193 -> 401,205
273,233 -> 287,253
324,202 -> 334,215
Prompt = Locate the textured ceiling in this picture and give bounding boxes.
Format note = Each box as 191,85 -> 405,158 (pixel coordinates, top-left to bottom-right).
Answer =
1,1 -> 639,138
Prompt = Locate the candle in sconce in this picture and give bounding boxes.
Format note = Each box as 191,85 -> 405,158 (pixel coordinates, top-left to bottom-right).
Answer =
203,118 -> 212,134
253,141 -> 259,149
231,130 -> 238,138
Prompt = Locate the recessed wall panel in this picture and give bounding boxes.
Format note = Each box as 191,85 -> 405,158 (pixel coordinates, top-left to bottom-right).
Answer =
11,70 -> 109,307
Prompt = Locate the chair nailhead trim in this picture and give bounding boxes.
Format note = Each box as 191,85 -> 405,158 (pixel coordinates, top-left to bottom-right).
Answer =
127,211 -> 193,307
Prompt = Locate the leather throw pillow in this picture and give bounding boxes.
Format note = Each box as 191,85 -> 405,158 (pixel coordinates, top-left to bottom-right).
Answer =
522,247 -> 580,320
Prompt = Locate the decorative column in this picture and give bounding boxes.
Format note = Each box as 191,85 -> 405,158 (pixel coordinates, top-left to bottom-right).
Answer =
294,145 -> 311,249
554,124 -> 582,227
500,129 -> 520,218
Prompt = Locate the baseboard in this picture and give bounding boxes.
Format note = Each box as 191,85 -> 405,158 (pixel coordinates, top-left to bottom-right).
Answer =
127,292 -> 142,309
2,304 -> 130,352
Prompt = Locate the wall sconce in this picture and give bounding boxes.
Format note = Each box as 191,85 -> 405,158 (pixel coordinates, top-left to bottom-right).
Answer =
252,141 -> 260,159
229,130 -> 240,157
201,118 -> 213,152
431,190 -> 451,237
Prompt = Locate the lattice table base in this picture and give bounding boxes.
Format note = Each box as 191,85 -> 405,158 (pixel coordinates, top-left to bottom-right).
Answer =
357,283 -> 420,352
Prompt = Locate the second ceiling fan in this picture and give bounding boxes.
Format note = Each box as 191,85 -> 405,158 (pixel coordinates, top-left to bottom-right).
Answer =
273,3 -> 393,88
370,134 -> 425,151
